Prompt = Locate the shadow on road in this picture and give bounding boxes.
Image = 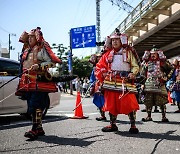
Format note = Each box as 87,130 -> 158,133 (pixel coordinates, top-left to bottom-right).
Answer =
153,120 -> 180,125
115,130 -> 179,154
0,135 -> 101,153
0,115 -> 69,130
115,130 -> 180,141
36,134 -> 101,147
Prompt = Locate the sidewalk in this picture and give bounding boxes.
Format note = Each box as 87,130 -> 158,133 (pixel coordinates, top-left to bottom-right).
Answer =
60,90 -> 77,97
61,90 -> 91,98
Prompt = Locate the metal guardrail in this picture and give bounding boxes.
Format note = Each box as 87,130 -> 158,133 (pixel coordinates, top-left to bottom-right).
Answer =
117,0 -> 163,33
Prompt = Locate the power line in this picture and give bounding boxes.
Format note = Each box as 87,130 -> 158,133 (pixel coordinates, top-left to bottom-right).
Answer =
101,4 -> 126,35
101,3 -> 116,18
79,0 -> 93,26
71,0 -> 82,28
0,26 -> 11,34
103,14 -> 125,36
108,0 -> 134,13
96,0 -> 134,44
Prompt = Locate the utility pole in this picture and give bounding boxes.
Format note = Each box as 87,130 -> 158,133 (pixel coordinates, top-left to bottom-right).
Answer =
96,0 -> 101,53
8,34 -> 10,58
96,0 -> 134,52
8,33 -> 16,58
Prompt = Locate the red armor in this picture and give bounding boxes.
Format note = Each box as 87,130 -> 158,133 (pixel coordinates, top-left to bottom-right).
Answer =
16,44 -> 59,93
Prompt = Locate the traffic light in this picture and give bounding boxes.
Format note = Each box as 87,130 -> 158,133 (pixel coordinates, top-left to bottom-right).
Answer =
96,41 -> 105,46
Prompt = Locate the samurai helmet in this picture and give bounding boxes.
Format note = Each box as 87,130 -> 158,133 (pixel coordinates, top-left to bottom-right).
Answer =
142,45 -> 166,61
19,27 -> 43,43
28,27 -> 43,43
110,28 -> 121,39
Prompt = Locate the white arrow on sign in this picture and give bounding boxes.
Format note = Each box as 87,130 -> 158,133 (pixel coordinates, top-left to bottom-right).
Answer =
75,39 -> 92,47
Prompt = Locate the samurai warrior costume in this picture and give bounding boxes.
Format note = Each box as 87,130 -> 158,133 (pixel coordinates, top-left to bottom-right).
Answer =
16,27 -> 61,140
141,47 -> 174,122
95,29 -> 140,133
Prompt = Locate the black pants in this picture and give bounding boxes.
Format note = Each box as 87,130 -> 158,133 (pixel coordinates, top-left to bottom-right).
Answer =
26,91 -> 49,114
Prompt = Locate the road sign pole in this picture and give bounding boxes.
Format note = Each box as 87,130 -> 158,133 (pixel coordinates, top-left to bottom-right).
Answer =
96,0 -> 101,53
69,31 -> 73,95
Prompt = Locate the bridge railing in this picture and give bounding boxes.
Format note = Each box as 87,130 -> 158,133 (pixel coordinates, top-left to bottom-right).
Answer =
118,0 -> 161,33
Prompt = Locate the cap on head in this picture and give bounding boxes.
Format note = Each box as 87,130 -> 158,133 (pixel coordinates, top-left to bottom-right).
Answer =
89,53 -> 102,65
89,54 -> 97,65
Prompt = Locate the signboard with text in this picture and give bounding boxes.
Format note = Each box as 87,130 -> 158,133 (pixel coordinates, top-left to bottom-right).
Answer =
70,25 -> 96,49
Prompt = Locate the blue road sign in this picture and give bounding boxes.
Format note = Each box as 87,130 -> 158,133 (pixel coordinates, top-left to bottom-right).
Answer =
70,25 -> 96,49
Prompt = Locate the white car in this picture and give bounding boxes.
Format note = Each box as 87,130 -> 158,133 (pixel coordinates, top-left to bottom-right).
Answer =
0,57 -> 61,116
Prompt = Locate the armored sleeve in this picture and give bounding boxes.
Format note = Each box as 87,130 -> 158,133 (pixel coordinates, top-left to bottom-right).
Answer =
37,47 -> 56,69
161,60 -> 174,79
128,50 -> 140,75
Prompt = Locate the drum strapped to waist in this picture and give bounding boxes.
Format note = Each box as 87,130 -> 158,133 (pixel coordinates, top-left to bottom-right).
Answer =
101,71 -> 137,93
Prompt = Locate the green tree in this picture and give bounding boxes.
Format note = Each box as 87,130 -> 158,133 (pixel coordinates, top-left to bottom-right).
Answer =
51,43 -> 68,75
51,43 -> 93,78
72,56 -> 93,79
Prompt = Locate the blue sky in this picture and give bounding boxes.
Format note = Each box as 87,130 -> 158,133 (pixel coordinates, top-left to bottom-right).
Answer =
0,0 -> 141,61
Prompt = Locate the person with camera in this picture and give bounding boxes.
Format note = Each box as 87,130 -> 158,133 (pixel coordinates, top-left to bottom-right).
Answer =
16,27 -> 61,140
95,29 -> 140,133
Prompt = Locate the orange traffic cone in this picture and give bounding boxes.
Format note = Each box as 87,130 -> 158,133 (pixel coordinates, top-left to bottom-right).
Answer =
71,91 -> 88,119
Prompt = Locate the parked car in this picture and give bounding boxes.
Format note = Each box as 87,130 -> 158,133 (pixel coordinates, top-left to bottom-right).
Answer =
0,57 -> 61,117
